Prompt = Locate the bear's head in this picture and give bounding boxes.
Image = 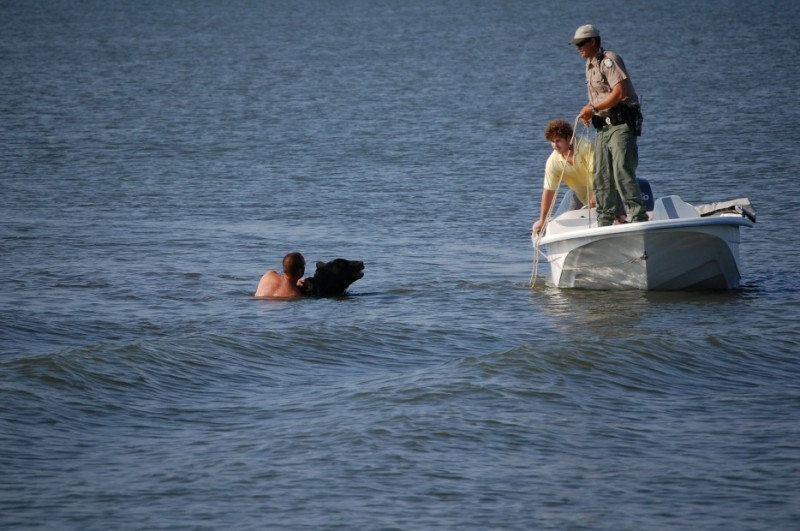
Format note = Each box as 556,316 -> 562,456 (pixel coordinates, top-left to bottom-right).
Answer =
300,258 -> 364,297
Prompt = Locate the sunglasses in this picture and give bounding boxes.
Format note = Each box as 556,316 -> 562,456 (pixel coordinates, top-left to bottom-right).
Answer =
575,39 -> 591,48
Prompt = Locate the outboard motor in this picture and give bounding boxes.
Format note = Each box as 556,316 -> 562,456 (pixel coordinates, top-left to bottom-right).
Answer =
638,178 -> 655,211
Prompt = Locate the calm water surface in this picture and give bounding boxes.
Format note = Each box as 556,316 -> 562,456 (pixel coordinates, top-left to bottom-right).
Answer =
2,0 -> 799,528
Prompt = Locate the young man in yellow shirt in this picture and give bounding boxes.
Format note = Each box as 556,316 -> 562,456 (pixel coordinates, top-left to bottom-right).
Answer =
532,119 -> 594,236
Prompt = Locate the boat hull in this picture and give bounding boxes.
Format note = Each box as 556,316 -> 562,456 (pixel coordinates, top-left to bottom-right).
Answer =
534,195 -> 755,290
543,224 -> 744,290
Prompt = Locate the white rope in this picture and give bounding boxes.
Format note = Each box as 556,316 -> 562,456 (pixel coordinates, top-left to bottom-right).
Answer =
529,116 -> 591,288
580,122 -> 594,231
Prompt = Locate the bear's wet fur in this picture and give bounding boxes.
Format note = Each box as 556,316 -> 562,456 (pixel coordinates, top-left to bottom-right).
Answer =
299,258 -> 364,297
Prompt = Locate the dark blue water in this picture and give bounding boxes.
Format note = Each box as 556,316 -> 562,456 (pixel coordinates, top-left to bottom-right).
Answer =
2,0 -> 800,528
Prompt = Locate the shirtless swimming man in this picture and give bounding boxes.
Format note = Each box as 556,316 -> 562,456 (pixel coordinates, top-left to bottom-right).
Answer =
254,252 -> 306,299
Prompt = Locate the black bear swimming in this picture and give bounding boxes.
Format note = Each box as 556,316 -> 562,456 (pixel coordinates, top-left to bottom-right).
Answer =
299,258 -> 364,297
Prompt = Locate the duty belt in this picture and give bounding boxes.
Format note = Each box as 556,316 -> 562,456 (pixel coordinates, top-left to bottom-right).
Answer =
591,115 -> 617,129
591,104 -> 642,132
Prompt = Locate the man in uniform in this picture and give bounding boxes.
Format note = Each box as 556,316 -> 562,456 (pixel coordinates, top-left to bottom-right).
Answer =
572,24 -> 648,226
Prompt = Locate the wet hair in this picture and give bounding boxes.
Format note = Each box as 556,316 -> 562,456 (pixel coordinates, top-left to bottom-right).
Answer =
282,252 -> 305,278
544,119 -> 573,142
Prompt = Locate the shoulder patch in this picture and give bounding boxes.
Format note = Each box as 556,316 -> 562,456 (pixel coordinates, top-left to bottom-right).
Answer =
603,58 -> 614,68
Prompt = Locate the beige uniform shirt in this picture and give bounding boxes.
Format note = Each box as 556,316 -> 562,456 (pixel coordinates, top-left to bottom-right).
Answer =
585,49 -> 639,114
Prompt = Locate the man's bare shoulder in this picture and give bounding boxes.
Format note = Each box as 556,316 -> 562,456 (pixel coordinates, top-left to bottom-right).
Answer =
255,270 -> 281,297
255,270 -> 302,299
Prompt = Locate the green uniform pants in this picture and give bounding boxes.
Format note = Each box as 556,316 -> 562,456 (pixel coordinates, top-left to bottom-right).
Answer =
593,123 -> 647,226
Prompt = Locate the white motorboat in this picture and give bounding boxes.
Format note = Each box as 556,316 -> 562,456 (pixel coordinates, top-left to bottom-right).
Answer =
533,188 -> 756,290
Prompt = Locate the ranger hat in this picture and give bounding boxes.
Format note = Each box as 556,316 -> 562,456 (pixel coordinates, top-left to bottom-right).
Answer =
571,24 -> 600,44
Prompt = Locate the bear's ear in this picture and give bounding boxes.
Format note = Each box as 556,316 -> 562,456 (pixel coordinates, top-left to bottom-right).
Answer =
316,261 -> 325,270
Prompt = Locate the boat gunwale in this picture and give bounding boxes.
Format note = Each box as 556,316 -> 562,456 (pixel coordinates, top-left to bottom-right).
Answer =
537,214 -> 754,247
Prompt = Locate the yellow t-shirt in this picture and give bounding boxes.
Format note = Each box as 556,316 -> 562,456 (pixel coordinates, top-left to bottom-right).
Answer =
543,137 -> 593,206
